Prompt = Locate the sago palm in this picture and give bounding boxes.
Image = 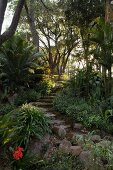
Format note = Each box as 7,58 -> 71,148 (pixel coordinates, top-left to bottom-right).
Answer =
0,35 -> 39,92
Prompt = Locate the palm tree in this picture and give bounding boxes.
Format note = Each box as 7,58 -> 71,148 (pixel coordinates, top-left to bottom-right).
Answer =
0,35 -> 39,92
91,18 -> 113,96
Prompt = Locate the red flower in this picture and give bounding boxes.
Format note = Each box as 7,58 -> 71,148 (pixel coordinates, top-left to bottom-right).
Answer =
13,147 -> 24,160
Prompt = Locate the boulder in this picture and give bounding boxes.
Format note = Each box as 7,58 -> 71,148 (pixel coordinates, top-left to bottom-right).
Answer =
8,93 -> 17,104
97,140 -> 111,147
70,146 -> 82,156
59,139 -> 72,154
73,123 -> 83,130
52,125 -> 66,139
79,150 -> 93,166
79,151 -> 104,170
58,126 -> 66,139
27,134 -> 50,156
91,135 -> 101,143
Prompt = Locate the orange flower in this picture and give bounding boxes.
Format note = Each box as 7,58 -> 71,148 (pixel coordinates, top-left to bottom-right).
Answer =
13,147 -> 24,160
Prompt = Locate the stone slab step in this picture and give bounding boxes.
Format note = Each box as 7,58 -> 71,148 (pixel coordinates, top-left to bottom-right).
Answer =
54,124 -> 71,130
35,102 -> 53,108
45,113 -> 56,118
60,125 -> 71,129
43,96 -> 55,99
30,102 -> 53,108
38,99 -> 53,103
49,93 -> 56,96
50,119 -> 65,125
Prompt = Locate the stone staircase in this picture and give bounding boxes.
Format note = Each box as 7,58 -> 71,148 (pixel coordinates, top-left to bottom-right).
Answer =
29,86 -> 113,169
31,79 -> 72,131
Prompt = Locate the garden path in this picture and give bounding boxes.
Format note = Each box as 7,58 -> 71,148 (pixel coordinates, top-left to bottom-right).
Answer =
30,85 -> 113,169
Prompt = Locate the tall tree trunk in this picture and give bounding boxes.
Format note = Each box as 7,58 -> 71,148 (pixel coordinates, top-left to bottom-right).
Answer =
102,66 -> 107,97
108,67 -> 112,96
0,0 -> 8,34
24,1 -> 39,52
0,0 -> 25,45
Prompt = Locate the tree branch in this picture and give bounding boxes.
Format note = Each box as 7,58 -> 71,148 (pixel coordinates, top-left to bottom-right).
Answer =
0,0 -> 25,45
24,0 -> 39,51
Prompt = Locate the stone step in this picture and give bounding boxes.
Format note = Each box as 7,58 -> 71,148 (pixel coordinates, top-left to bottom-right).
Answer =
30,102 -> 53,108
60,124 -> 71,129
49,93 -> 56,96
38,98 -> 53,103
43,95 -> 55,99
53,124 -> 71,130
50,119 -> 65,125
35,102 -> 53,108
45,113 -> 56,118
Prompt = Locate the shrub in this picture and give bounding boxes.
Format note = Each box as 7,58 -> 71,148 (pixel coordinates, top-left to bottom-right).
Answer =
66,101 -> 91,120
0,104 -> 51,149
53,88 -> 76,113
28,151 -> 83,170
0,103 -> 15,116
35,79 -> 55,96
83,115 -> 103,129
0,35 -> 40,92
15,89 -> 41,106
69,68 -> 103,98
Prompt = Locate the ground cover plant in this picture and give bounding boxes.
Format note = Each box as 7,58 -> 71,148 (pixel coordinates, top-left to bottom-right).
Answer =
53,70 -> 113,135
0,104 -> 51,151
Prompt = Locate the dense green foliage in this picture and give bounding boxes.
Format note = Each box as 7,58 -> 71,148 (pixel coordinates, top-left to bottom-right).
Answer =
0,104 -> 15,116
0,104 -> 51,149
53,71 -> 113,134
22,151 -> 83,170
0,35 -> 40,93
35,79 -> 55,96
15,89 -> 41,106
65,0 -> 105,27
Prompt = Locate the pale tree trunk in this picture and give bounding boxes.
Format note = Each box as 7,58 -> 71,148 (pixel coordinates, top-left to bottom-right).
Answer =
108,67 -> 112,96
24,0 -> 39,52
0,0 -> 25,45
102,66 -> 107,96
0,0 -> 8,34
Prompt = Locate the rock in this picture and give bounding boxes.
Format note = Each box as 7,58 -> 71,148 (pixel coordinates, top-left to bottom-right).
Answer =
97,140 -> 111,147
70,146 -> 82,156
91,135 -> 101,143
52,126 -> 59,134
66,132 -> 75,140
52,125 -> 66,139
79,151 -> 105,170
8,93 -> 17,104
28,134 -> 50,156
59,139 -> 72,154
79,151 -> 91,164
103,135 -> 113,141
58,126 -> 66,139
79,151 -> 93,165
73,123 -> 83,130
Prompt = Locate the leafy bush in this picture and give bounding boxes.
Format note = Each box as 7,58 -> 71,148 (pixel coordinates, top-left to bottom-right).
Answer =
0,104 -> 15,116
66,101 -> 92,120
83,115 -> 103,129
0,104 -> 51,148
69,68 -> 103,99
26,151 -> 83,170
53,88 -> 76,113
15,89 -> 41,106
35,79 -> 55,96
0,35 -> 40,92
